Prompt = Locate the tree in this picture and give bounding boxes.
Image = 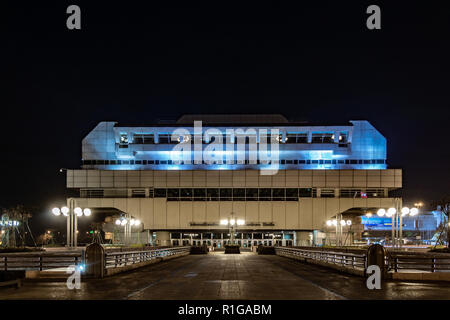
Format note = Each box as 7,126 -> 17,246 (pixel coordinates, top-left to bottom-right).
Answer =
2,205 -> 34,247
434,196 -> 450,248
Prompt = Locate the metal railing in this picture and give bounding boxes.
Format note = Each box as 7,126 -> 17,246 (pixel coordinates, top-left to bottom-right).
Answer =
275,247 -> 367,270
104,246 -> 190,269
0,252 -> 82,271
388,252 -> 450,272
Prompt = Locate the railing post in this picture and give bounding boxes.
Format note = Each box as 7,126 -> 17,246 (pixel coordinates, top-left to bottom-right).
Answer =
432,258 -> 436,273
85,243 -> 105,278
39,256 -> 43,271
394,257 -> 398,272
4,257 -> 7,271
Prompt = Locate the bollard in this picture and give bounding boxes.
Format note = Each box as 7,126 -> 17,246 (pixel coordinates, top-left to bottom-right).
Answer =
366,244 -> 387,279
85,243 -> 105,278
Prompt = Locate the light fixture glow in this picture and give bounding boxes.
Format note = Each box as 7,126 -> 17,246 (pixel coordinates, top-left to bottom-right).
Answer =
229,219 -> 235,226
220,219 -> 228,225
387,208 -> 396,217
332,219 -> 337,226
130,219 -> 135,226
52,208 -> 61,216
83,208 -> 91,216
326,220 -> 332,226
340,220 -> 346,226
134,219 -> 140,226
366,213 -> 372,218
61,206 -> 69,216
377,208 -> 385,217
410,208 -> 419,216
74,207 -> 83,217
346,220 -> 352,226
115,219 -> 121,225
121,219 -> 127,226
237,219 -> 245,226
401,207 -> 410,216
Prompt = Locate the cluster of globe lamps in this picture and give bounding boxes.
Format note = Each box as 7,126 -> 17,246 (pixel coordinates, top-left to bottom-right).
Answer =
326,219 -> 352,227
375,206 -> 419,218
52,207 -> 91,217
115,218 -> 141,227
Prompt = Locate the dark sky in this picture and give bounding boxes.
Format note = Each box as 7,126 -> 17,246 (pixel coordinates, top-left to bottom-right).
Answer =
5,1 -> 450,234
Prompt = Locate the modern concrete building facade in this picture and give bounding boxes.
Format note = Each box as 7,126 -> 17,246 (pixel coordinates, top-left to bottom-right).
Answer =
66,115 -> 401,246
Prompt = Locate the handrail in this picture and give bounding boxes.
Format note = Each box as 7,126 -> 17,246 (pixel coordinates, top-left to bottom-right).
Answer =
0,252 -> 82,271
275,247 -> 367,270
104,246 -> 190,269
388,252 -> 450,272
276,247 -> 450,273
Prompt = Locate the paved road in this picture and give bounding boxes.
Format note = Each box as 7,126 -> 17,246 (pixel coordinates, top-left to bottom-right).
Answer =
1,252 -> 450,300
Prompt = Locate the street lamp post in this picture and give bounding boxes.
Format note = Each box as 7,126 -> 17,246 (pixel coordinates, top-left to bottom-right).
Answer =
52,198 -> 91,249
326,218 -> 352,246
115,215 -> 140,245
376,199 -> 419,249
220,212 -> 245,245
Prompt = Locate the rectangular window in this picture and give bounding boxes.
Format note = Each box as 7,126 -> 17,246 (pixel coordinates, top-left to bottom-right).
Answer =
285,133 -> 297,144
180,188 -> 193,200
286,133 -> 308,143
272,188 -> 285,201
259,188 -> 271,201
154,188 -> 167,198
131,189 -> 146,198
233,188 -> 245,201
158,134 -> 170,144
207,188 -> 219,201
133,134 -> 155,144
194,188 -> 206,201
320,189 -> 335,198
340,189 -> 361,198
245,188 -> 258,201
220,189 -> 232,201
286,188 -> 298,201
299,188 -> 312,197
167,188 -> 180,201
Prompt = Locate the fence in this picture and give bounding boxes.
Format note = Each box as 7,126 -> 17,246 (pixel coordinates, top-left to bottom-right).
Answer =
275,246 -> 450,277
0,252 -> 82,271
275,247 -> 367,272
388,251 -> 450,272
104,246 -> 190,269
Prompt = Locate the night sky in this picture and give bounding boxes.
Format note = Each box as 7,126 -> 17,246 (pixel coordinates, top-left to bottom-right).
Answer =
5,1 -> 450,235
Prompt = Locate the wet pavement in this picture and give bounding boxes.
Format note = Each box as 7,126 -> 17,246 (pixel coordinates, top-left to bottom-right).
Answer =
1,252 -> 450,300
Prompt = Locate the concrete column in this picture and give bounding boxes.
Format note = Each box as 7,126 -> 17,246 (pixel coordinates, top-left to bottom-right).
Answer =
295,231 -> 312,247
155,231 -> 171,246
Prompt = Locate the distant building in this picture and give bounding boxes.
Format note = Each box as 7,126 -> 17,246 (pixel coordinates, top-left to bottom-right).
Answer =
359,212 -> 438,243
65,114 -> 401,246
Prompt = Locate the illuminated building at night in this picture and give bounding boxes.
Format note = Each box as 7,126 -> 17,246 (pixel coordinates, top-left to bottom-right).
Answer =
66,115 -> 402,246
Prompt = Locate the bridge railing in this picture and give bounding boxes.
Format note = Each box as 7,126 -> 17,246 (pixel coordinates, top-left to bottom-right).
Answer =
104,246 -> 191,270
388,252 -> 450,273
275,247 -> 367,271
0,252 -> 82,271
